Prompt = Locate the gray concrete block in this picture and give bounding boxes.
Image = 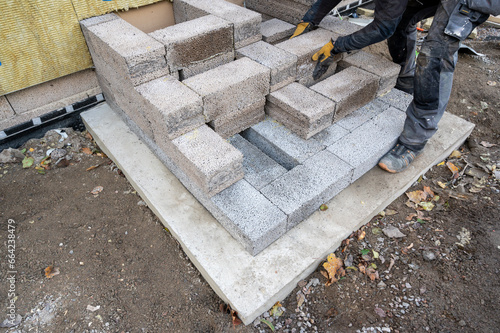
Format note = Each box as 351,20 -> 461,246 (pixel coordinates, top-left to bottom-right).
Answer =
246,0 -> 309,24
327,106 -> 405,181
211,180 -> 287,256
79,13 -> 119,28
149,15 -> 234,78
318,15 -> 363,36
335,99 -> 390,132
377,88 -> 413,112
82,16 -> 169,86
0,96 -> 15,121
275,28 -> 341,87
174,0 -> 262,48
311,123 -> 350,146
135,76 -> 204,140
338,51 -> 401,96
229,134 -> 287,190
210,98 -> 266,139
183,57 -> 270,121
260,18 -> 296,44
266,82 -> 336,139
310,66 -> 379,121
179,52 -> 234,80
164,124 -> 244,197
260,150 -> 353,229
236,41 -> 297,92
241,116 -> 325,170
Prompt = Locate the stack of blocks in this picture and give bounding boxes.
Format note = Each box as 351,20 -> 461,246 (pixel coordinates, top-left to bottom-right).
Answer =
81,0 -> 407,255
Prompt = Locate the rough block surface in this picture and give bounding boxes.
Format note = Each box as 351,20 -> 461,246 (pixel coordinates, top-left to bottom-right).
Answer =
378,88 -> 413,112
168,125 -> 244,196
327,107 -> 405,181
246,0 -> 310,24
275,28 -> 341,86
0,96 -> 15,121
311,123 -> 350,146
338,51 -> 401,95
318,16 -> 363,36
260,18 -> 296,44
266,82 -> 336,139
174,0 -> 262,48
241,116 -> 325,170
229,134 -> 287,190
149,15 -> 234,79
211,180 -> 288,255
310,66 -> 379,121
260,150 -> 353,228
236,41 -> 297,92
335,99 -> 390,132
135,76 -> 204,140
183,57 -> 270,121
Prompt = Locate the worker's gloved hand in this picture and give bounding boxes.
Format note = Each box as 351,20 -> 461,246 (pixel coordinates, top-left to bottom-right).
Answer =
290,21 -> 316,39
312,39 -> 337,80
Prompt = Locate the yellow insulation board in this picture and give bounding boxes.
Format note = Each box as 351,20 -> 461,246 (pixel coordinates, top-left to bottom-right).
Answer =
0,0 -> 162,95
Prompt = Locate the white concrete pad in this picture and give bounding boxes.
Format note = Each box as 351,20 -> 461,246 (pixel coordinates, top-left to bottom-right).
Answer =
82,102 -> 474,325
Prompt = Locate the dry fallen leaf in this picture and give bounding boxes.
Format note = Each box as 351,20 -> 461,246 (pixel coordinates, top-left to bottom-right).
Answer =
357,230 -> 366,241
406,190 -> 426,203
480,141 -> 497,148
365,267 -> 379,281
448,150 -> 462,159
423,186 -> 434,198
91,186 -> 103,195
296,291 -> 306,308
44,265 -> 60,279
322,253 -> 345,286
446,161 -> 460,179
419,201 -> 435,211
82,147 -> 93,155
85,132 -> 93,140
320,204 -> 328,211
437,181 -> 447,189
385,209 -> 398,216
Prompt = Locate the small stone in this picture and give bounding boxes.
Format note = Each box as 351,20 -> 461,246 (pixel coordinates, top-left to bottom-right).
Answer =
0,314 -> 22,328
383,225 -> 406,238
459,320 -> 466,327
377,281 -> 387,289
137,200 -> 147,206
0,148 -> 25,163
422,250 -> 436,261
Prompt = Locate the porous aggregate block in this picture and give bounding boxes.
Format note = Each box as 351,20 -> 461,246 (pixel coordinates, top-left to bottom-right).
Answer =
275,28 -> 341,87
318,16 -> 363,36
183,57 -> 270,121
310,66 -> 379,121
377,88 -> 413,112
163,125 -> 244,197
135,76 -> 204,140
266,82 -> 336,139
236,41 -> 297,92
149,15 -> 234,80
211,180 -> 288,255
241,117 -> 325,170
338,51 -> 401,96
229,134 -> 287,190
311,123 -> 350,146
260,150 -> 353,228
327,106 -> 405,181
246,0 -> 310,24
173,0 -> 262,48
209,98 -> 266,139
335,99 -> 390,132
80,15 -> 169,87
260,18 -> 296,44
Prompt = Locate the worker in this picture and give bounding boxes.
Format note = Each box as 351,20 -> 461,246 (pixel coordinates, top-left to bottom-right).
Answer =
291,0 -> 498,173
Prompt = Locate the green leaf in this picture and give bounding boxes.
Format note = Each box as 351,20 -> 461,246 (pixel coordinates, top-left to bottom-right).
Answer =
417,218 -> 426,224
260,319 -> 275,332
372,250 -> 379,259
20,148 -> 26,154
372,227 -> 382,235
361,248 -> 370,255
370,263 -> 377,269
319,204 -> 328,211
22,156 -> 34,168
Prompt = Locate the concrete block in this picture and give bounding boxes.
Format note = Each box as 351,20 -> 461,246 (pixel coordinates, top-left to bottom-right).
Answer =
236,41 -> 297,92
229,134 -> 287,190
209,98 -> 266,139
275,28 -> 341,87
338,51 -> 401,95
0,96 -> 15,121
266,82 -> 336,139
179,53 -> 234,80
335,99 -> 390,132
174,0 -> 262,48
241,116 -> 325,170
164,125 -> 244,196
183,57 -> 270,121
327,107 -> 405,181
81,16 -> 169,86
260,150 -> 353,229
318,16 -> 363,36
79,13 -> 119,28
135,76 -> 204,140
149,15 -> 234,79
310,66 -> 379,121
311,123 -> 350,146
260,18 -> 296,44
246,0 -> 309,24
377,88 -> 413,112
211,180 -> 287,255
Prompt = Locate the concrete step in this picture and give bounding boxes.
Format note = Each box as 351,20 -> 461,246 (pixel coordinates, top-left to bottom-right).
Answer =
82,102 -> 474,326
260,18 -> 295,44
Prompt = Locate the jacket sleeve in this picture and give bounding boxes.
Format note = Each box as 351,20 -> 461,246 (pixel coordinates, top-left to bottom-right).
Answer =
466,0 -> 500,16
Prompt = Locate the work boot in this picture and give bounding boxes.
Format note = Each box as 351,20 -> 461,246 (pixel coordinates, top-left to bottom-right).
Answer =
395,77 -> 414,95
378,143 -> 422,173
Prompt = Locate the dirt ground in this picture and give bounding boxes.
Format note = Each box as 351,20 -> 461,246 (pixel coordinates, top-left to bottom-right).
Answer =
1,28 -> 499,333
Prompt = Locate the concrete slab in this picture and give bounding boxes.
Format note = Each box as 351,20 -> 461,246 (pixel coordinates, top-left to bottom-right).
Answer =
0,96 -> 15,121
335,99 -> 390,132
82,103 -> 474,326
377,88 -> 413,112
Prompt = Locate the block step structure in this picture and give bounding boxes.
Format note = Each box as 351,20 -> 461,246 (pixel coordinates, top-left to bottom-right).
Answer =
79,0 -> 416,257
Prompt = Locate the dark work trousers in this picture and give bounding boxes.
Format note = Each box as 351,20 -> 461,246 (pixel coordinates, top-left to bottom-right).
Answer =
393,0 -> 488,151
